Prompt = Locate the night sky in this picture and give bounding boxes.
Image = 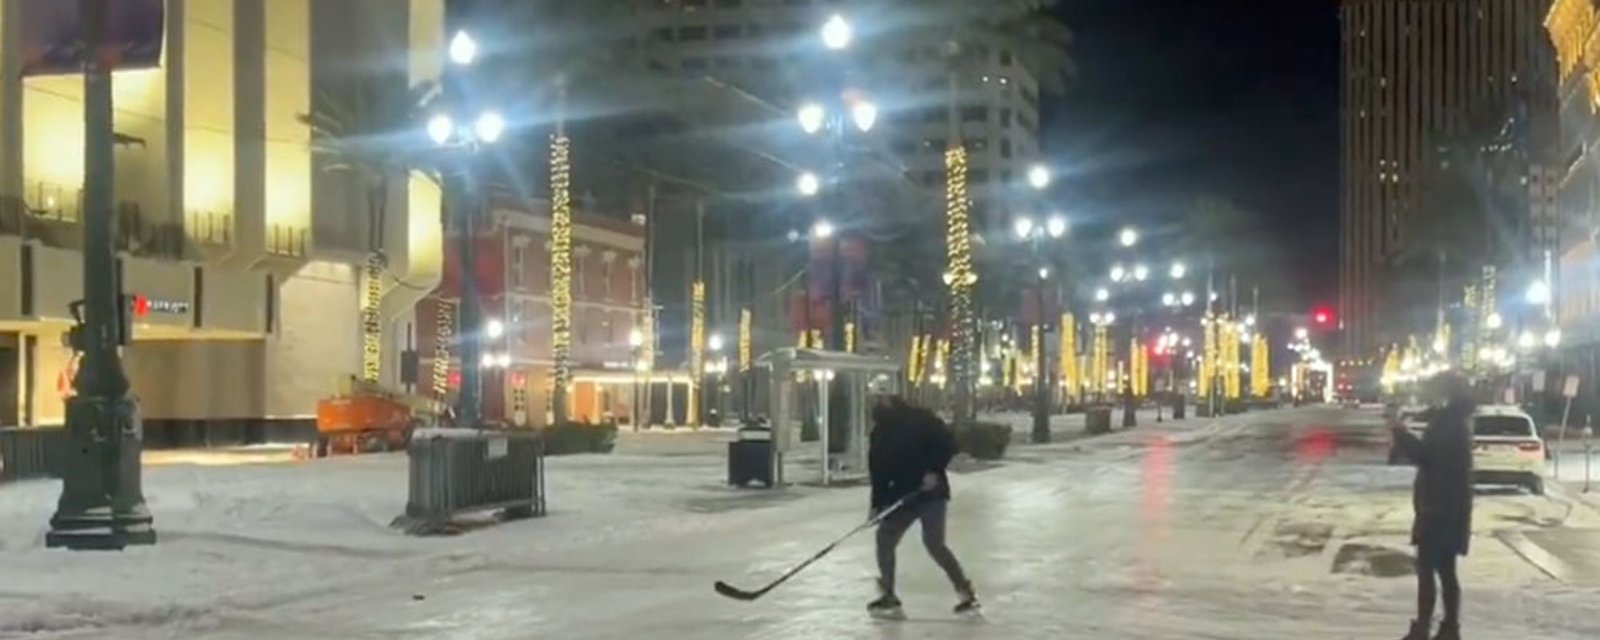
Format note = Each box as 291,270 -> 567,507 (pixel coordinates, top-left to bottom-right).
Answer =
1048,0 -> 1341,304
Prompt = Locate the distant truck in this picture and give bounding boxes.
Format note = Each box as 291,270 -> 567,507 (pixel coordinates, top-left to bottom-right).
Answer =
1333,358 -> 1380,405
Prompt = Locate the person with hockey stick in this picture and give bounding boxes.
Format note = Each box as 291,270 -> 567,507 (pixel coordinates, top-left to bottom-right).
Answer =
866,394 -> 976,618
1388,373 -> 1474,640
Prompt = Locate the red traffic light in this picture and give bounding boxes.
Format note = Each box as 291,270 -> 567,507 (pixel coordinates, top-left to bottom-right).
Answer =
1312,307 -> 1334,326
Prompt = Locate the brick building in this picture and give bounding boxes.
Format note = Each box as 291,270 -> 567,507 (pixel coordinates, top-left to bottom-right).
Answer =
417,199 -> 649,427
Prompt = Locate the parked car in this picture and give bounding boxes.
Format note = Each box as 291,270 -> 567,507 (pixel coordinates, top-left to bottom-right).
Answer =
1469,405 -> 1546,495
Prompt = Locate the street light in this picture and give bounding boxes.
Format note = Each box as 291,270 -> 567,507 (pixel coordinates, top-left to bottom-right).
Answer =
1181,291 -> 1196,306
1027,164 -> 1051,190
426,114 -> 455,145
1038,266 -> 1050,280
1046,216 -> 1067,238
798,102 -> 827,135
850,100 -> 878,132
820,14 -> 852,50
1013,217 -> 1035,239
812,219 -> 835,239
473,110 -> 506,143
629,328 -> 644,348
1095,287 -> 1110,302
485,319 -> 505,338
448,30 -> 478,65
796,171 -> 821,196
1486,312 -> 1504,330
1528,279 -> 1552,305
709,333 -> 725,352
1133,264 -> 1149,282
1170,262 -> 1187,279
1119,227 -> 1139,247
1110,264 -> 1125,282
1295,327 -> 1309,340
1162,292 -> 1177,306
1544,329 -> 1562,348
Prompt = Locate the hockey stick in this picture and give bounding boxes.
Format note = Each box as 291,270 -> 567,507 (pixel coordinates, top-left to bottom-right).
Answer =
714,491 -> 921,601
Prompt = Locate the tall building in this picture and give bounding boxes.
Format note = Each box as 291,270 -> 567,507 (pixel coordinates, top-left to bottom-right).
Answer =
638,0 -> 1049,228
0,0 -> 446,441
1547,0 -> 1600,406
1339,0 -> 1554,354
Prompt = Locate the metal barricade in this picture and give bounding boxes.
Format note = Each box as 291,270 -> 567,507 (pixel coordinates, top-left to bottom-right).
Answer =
393,428 -> 546,535
0,426 -> 68,483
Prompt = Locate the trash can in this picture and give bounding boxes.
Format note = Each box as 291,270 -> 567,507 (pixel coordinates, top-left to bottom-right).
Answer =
1172,395 -> 1187,420
728,426 -> 774,488
1085,406 -> 1114,434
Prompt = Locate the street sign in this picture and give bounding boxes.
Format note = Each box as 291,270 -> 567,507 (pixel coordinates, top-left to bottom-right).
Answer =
1564,375 -> 1581,399
1533,370 -> 1547,392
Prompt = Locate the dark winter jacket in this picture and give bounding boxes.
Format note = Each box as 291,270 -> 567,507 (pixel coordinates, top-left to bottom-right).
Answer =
868,401 -> 957,510
1393,398 -> 1475,555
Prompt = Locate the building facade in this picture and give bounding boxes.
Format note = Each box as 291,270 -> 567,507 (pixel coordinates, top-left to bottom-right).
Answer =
415,200 -> 650,427
1340,0 -> 1555,354
1547,0 -> 1600,417
0,0 -> 446,440
637,0 -> 1050,230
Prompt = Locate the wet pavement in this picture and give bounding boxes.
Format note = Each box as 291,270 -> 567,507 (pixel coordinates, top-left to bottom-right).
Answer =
21,407 -> 1600,639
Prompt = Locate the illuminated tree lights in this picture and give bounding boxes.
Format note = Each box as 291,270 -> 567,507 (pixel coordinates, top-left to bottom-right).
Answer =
739,308 -> 753,373
1060,313 -> 1079,403
433,299 -> 456,399
945,146 -> 976,421
689,280 -> 705,424
1252,333 -> 1271,399
361,252 -> 385,383
549,134 -> 574,419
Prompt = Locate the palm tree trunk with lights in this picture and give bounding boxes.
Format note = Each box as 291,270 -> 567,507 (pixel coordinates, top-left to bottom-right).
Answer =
944,66 -> 976,428
549,84 -> 574,426
49,0 -> 155,549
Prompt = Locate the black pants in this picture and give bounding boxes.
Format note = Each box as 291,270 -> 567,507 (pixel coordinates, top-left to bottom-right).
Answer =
1416,542 -> 1461,624
876,498 -> 969,595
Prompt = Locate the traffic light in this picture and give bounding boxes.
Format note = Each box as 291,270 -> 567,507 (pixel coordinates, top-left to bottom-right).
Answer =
1312,306 -> 1334,327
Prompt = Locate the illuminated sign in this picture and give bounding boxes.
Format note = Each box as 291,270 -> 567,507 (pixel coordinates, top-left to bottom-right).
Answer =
131,294 -> 190,317
19,0 -> 165,77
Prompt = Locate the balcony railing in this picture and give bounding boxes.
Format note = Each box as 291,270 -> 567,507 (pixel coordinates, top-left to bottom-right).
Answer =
186,210 -> 233,247
266,223 -> 309,258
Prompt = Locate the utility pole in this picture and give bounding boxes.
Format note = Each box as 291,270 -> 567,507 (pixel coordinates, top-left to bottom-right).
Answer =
49,0 -> 156,550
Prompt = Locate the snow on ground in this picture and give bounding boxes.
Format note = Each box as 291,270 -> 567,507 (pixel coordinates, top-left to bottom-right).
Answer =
3,408 -> 1600,639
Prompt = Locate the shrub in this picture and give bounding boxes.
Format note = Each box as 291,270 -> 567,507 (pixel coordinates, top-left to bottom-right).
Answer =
540,421 -> 618,455
954,421 -> 1012,460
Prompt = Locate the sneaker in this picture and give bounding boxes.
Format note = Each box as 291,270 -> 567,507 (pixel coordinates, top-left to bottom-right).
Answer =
1400,620 -> 1430,640
868,593 -> 904,619
953,582 -> 980,615
1432,620 -> 1459,640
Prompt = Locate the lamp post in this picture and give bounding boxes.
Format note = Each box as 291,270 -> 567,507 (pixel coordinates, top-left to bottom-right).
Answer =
1013,205 -> 1066,443
430,30 -> 504,429
49,0 -> 156,550
629,328 -> 645,430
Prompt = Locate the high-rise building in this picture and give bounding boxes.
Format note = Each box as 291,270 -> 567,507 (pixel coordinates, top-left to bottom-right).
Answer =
1339,0 -> 1554,354
0,0 -> 446,441
638,0 -> 1050,228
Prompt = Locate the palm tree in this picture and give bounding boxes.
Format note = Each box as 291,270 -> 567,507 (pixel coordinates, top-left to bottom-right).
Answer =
299,73 -> 440,384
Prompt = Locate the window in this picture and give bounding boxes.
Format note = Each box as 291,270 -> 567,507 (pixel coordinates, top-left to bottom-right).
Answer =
970,169 -> 990,184
512,243 -> 528,289
679,26 -> 708,41
1017,114 -> 1036,134
712,55 -> 740,69
968,138 -> 989,152
999,108 -> 1012,128
921,171 -> 941,188
604,260 -> 615,300
1475,416 -> 1533,437
682,57 -> 709,70
1000,138 -> 1013,159
713,24 -> 740,39
1000,50 -> 1013,66
923,138 -> 947,150
1001,170 -> 1013,185
960,106 -> 986,122
653,28 -> 673,42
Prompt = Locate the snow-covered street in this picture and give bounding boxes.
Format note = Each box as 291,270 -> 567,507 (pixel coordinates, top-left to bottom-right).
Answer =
6,407 -> 1600,639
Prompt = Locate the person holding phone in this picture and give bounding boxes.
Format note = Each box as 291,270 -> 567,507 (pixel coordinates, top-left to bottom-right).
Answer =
1389,374 -> 1474,640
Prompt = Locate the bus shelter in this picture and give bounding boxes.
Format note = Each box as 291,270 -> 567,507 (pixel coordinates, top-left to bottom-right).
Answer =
755,348 -> 901,486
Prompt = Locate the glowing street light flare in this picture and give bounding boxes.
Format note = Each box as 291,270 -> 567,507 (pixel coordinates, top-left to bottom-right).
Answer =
1170,262 -> 1186,279
1013,217 -> 1035,239
1110,264 -> 1125,282
798,102 -> 827,134
796,171 -> 821,196
473,110 -> 506,143
1119,227 -> 1138,247
1544,329 -> 1562,348
448,30 -> 478,65
426,113 -> 454,145
820,14 -> 852,50
1162,292 -> 1176,306
812,219 -> 835,239
1133,264 -> 1149,281
1095,287 -> 1110,302
1046,216 -> 1067,238
1486,312 -> 1504,330
709,333 -> 725,352
1038,267 -> 1050,280
1180,291 -> 1196,306
629,328 -> 644,347
485,319 -> 505,338
1527,279 -> 1552,305
1027,164 -> 1051,190
851,100 -> 878,132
